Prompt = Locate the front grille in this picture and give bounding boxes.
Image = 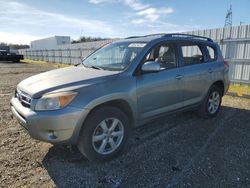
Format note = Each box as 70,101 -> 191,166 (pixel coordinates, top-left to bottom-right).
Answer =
15,89 -> 31,108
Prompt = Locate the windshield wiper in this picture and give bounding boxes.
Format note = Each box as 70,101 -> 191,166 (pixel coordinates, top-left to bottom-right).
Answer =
87,65 -> 103,70
82,63 -> 103,70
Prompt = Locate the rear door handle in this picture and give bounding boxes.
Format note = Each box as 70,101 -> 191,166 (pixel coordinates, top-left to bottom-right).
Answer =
208,68 -> 213,74
175,75 -> 183,80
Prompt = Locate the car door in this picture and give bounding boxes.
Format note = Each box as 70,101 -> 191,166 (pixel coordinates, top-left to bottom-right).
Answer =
178,41 -> 213,106
136,42 -> 183,120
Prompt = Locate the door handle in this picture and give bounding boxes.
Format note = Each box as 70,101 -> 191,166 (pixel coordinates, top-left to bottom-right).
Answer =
175,75 -> 183,80
208,68 -> 213,74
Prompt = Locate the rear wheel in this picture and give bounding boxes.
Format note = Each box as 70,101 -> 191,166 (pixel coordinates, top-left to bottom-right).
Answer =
198,85 -> 222,118
77,106 -> 129,161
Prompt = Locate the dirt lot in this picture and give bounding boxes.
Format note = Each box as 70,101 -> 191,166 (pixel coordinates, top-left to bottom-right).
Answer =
1,61 -> 250,188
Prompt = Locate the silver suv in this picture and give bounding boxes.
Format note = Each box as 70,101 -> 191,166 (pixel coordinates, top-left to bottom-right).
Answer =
11,34 -> 229,161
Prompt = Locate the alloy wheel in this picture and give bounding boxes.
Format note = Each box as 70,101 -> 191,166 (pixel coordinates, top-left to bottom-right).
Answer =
208,91 -> 220,114
92,118 -> 124,155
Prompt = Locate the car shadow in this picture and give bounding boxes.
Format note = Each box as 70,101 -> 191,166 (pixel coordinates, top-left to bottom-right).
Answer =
41,106 -> 250,187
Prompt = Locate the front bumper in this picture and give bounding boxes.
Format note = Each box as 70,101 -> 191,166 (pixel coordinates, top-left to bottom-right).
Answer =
10,97 -> 89,144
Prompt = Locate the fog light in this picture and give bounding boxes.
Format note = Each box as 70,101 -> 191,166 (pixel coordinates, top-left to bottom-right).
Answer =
48,130 -> 57,140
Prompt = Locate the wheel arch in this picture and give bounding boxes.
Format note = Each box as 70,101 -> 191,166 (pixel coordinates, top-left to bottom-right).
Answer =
96,99 -> 135,127
211,80 -> 225,95
81,98 -> 136,131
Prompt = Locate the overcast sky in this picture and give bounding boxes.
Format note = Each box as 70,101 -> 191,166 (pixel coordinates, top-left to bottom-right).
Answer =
0,0 -> 249,44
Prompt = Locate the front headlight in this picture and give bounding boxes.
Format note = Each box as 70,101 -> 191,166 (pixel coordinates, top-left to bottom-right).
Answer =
35,91 -> 77,111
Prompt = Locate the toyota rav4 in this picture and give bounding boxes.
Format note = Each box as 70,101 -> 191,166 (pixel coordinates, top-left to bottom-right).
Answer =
10,34 -> 229,161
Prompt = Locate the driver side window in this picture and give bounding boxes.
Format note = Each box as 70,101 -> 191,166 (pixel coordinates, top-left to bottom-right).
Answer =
144,43 -> 177,70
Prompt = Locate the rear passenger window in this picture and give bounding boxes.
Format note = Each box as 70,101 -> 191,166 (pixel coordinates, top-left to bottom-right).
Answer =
206,46 -> 217,61
181,44 -> 205,65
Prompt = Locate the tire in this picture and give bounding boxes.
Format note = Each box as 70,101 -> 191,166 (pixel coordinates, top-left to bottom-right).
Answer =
77,106 -> 130,161
198,85 -> 222,118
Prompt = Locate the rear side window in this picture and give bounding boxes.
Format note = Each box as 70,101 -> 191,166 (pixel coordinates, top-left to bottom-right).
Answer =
181,44 -> 205,65
206,45 -> 217,61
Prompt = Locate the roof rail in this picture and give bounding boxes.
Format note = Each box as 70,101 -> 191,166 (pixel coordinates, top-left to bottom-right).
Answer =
163,33 -> 213,42
125,36 -> 143,39
125,33 -> 166,39
125,33 -> 213,42
143,33 -> 167,37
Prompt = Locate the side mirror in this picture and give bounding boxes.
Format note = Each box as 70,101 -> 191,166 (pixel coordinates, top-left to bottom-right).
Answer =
141,61 -> 161,73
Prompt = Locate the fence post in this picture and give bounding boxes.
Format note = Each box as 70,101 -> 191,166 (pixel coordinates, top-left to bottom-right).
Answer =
68,48 -> 71,64
53,49 -> 55,63
60,49 -> 62,64
79,48 -> 83,63
42,50 -> 44,61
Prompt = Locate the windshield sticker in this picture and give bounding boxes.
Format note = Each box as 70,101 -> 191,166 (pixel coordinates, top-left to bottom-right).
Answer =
128,43 -> 146,48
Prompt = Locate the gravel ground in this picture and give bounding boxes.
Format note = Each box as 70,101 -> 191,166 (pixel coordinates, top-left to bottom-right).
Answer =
1,61 -> 250,188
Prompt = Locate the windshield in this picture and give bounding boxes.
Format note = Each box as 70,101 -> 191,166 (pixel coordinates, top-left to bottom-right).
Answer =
82,42 -> 146,71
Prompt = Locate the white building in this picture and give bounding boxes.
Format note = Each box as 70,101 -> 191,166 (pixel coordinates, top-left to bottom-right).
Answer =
30,36 -> 71,50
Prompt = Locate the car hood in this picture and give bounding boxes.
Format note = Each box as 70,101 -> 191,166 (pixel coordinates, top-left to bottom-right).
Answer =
17,65 -> 119,98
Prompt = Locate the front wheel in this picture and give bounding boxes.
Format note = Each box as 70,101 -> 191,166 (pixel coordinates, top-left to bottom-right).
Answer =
77,106 -> 129,161
198,85 -> 222,118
